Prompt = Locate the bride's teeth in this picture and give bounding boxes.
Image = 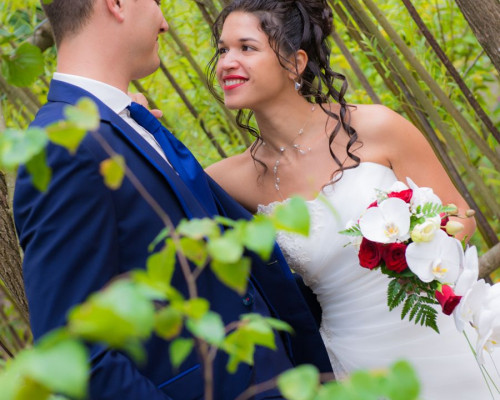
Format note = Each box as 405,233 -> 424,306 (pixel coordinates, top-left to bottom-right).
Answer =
225,79 -> 246,85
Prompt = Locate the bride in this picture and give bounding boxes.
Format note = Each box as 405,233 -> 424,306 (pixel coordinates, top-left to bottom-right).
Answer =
204,0 -> 498,398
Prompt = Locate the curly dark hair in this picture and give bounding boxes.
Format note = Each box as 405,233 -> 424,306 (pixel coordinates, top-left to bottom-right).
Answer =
207,0 -> 360,180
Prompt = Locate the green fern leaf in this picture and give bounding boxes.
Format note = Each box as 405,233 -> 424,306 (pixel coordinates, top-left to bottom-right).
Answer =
401,294 -> 417,320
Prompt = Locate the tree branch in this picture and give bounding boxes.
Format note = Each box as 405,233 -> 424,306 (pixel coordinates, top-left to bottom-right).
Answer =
479,243 -> 500,280
453,0 -> 500,74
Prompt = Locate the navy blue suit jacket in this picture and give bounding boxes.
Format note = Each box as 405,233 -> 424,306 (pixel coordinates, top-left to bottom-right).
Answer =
14,80 -> 331,399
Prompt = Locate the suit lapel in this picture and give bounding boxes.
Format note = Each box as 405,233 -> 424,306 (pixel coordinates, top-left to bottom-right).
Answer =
47,80 -> 209,219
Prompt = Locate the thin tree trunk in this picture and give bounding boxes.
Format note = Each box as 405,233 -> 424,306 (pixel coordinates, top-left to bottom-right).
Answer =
0,103 -> 29,324
454,0 -> 500,74
479,243 -> 500,279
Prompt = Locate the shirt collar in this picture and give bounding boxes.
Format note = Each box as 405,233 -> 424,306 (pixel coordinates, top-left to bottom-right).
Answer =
53,72 -> 131,114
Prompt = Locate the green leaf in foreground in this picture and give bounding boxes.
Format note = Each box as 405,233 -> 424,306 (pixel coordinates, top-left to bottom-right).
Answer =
169,338 -> 194,370
242,314 -> 293,334
26,150 -> 52,192
207,233 -> 244,263
386,360 -> 420,400
177,218 -> 220,239
68,280 -> 155,363
64,98 -> 100,131
46,120 -> 86,154
180,237 -> 208,268
1,42 -> 44,87
0,331 -> 89,400
272,196 -> 310,236
100,155 -> 125,190
0,127 -> 48,169
242,216 -> 276,260
314,360 -> 420,400
133,240 -> 176,298
45,98 -> 100,153
180,298 -> 210,320
277,365 -> 319,400
222,314 -> 292,373
237,316 -> 276,350
222,329 -> 255,373
186,311 -> 225,346
211,257 -> 250,295
155,306 -> 183,340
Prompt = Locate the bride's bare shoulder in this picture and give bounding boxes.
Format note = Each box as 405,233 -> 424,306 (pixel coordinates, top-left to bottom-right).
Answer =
349,104 -> 403,137
205,148 -> 256,195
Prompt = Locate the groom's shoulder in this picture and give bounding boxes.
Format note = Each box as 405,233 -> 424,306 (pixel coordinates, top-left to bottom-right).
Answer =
30,100 -> 68,129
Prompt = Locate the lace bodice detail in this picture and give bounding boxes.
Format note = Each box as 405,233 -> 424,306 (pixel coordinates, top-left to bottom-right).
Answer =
257,198 -> 327,286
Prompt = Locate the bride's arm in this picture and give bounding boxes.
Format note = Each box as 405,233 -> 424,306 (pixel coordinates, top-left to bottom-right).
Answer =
359,105 -> 476,241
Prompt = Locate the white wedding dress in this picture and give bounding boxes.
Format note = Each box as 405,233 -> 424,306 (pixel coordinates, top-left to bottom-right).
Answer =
258,162 -> 499,399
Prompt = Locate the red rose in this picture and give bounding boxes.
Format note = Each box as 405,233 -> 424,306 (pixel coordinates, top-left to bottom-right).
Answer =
440,213 -> 450,233
435,285 -> 462,315
382,242 -> 408,273
359,238 -> 382,269
388,189 -> 413,203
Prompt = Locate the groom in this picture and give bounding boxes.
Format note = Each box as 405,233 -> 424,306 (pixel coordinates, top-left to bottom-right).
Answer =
14,0 -> 331,399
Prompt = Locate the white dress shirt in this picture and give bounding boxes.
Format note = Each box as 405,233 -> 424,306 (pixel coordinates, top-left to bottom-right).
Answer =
53,73 -> 169,162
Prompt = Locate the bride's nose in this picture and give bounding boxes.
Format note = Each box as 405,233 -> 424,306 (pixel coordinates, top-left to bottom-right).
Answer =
218,51 -> 240,70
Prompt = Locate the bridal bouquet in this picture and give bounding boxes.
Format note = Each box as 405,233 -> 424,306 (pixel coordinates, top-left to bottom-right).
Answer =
340,178 -> 500,364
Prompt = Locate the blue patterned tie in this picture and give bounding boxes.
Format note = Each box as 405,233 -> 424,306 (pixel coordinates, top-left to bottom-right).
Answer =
127,101 -> 218,216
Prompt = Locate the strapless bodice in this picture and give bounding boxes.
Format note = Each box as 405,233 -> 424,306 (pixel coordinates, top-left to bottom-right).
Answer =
258,162 -> 497,399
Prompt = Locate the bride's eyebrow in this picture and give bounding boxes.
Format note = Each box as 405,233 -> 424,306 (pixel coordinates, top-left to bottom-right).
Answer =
218,37 -> 260,45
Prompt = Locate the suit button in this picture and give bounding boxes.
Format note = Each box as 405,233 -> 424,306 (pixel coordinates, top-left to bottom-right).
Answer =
242,293 -> 254,306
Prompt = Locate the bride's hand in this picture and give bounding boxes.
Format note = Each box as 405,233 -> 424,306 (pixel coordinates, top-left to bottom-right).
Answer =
128,92 -> 163,119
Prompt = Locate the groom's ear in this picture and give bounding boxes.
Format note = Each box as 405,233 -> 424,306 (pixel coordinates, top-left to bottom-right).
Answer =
105,0 -> 126,22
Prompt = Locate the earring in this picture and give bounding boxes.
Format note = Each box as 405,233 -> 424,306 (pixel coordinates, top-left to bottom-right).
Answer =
294,78 -> 302,91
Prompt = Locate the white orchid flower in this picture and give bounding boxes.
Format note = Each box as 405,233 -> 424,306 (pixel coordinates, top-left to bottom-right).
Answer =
473,285 -> 500,363
454,246 -> 479,296
359,197 -> 411,244
406,177 -> 442,214
475,312 -> 500,364
406,229 -> 462,283
451,246 -> 479,332
453,279 -> 489,332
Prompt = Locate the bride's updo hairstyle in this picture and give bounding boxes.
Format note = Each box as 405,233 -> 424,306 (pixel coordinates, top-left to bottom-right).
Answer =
207,0 -> 360,177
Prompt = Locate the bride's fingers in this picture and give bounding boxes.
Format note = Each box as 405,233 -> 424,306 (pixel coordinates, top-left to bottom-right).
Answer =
128,92 -> 149,107
150,109 -> 163,118
128,92 -> 163,119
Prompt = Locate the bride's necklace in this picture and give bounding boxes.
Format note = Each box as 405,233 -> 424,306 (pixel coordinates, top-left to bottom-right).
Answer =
262,105 -> 316,192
